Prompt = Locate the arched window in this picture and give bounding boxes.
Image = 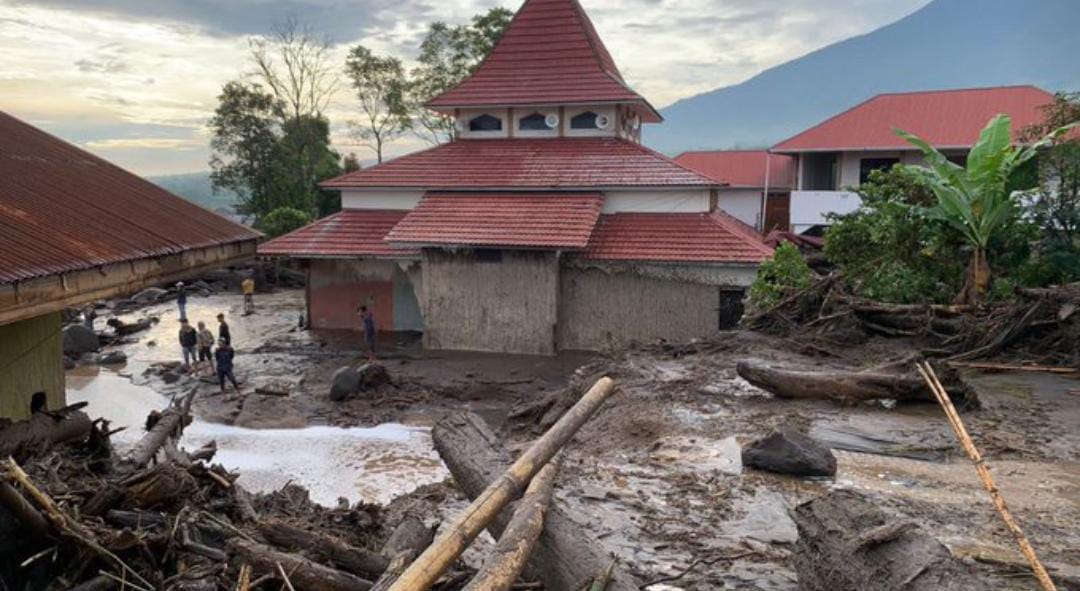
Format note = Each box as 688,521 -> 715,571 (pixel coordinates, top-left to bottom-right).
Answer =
519,112 -> 552,131
570,111 -> 599,129
468,114 -> 502,132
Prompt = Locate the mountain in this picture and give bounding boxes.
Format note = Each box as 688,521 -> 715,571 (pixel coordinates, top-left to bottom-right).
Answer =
647,0 -> 1080,155
147,171 -> 239,214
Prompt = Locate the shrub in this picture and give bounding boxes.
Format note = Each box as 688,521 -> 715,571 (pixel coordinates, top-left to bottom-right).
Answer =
748,242 -> 814,310
260,206 -> 312,238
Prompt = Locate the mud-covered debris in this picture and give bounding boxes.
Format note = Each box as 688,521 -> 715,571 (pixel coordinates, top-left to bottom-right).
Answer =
62,323 -> 99,355
742,428 -> 836,477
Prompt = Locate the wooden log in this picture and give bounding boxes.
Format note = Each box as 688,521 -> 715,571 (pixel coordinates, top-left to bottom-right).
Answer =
386,376 -> 616,591
462,457 -> 560,591
433,412 -> 637,591
370,516 -> 435,591
227,538 -> 374,591
793,490 -> 990,591
258,517 -> 390,577
0,480 -> 50,539
736,360 -> 935,403
0,409 -> 93,462
105,509 -> 168,529
124,392 -> 194,468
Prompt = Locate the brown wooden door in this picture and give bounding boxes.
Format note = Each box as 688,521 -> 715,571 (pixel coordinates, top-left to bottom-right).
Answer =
763,192 -> 790,233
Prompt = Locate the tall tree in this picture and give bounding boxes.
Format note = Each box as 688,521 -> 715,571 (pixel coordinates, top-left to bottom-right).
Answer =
344,45 -> 410,163
897,114 -> 1075,304
208,82 -> 281,219
1020,92 -> 1080,283
407,7 -> 513,144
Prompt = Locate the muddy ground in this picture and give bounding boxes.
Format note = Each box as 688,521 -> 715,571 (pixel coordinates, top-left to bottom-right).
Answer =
73,288 -> 1080,590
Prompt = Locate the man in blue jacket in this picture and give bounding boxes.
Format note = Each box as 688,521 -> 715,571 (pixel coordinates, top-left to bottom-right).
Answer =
215,339 -> 240,393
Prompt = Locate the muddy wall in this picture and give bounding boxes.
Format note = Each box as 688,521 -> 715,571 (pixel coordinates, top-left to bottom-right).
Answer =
308,259 -> 422,332
558,267 -> 731,350
421,250 -> 558,355
0,312 -> 65,420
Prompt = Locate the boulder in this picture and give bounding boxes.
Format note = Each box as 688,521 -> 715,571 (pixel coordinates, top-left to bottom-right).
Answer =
131,287 -> 169,304
98,351 -> 128,365
742,428 -> 836,477
357,363 -> 391,390
63,324 -> 99,355
63,356 -> 77,370
329,366 -> 361,401
161,371 -> 181,385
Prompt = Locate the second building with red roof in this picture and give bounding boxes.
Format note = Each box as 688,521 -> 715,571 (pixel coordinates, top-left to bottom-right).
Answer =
260,0 -> 773,354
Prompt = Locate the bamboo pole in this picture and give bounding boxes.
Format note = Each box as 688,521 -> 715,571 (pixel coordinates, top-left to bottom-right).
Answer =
385,376 -> 616,591
462,457 -> 561,591
915,362 -> 1057,591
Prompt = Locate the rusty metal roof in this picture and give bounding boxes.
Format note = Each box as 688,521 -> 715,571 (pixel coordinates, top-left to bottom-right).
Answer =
0,112 -> 261,285
258,209 -> 416,258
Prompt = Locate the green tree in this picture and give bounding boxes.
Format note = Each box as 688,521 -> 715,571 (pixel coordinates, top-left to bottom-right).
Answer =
261,206 -> 313,238
1020,92 -> 1080,284
208,82 -> 281,218
896,114 -> 1075,304
748,243 -> 814,310
345,45 -> 411,163
407,7 -> 513,144
342,152 -> 362,173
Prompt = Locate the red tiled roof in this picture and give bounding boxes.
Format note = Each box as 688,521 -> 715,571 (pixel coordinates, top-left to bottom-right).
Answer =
257,209 -> 416,258
387,192 -> 603,249
772,86 -> 1055,152
674,150 -> 796,189
0,111 -> 260,285
322,138 -> 714,189
581,212 -> 773,264
427,0 -> 659,121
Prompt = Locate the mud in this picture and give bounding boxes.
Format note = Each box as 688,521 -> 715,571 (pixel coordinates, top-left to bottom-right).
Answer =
69,289 -> 1080,589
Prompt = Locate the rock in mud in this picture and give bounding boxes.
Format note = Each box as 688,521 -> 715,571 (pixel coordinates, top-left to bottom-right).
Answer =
132,286 -> 169,303
62,324 -> 99,355
330,366 -> 361,401
742,428 -> 836,477
357,363 -> 390,390
98,350 -> 128,365
161,371 -> 181,384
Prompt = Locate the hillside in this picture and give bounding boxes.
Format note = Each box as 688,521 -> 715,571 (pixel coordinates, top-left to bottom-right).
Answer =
648,0 -> 1080,155
147,171 -> 239,214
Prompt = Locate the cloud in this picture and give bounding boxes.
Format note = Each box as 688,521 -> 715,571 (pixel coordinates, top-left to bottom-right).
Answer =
85,137 -> 202,150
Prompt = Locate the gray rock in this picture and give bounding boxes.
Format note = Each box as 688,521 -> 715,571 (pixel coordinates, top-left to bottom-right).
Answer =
161,371 -> 181,384
62,324 -> 99,355
98,350 -> 128,365
63,356 -> 77,370
728,490 -> 799,544
742,428 -> 836,477
131,287 -> 169,303
329,366 -> 361,401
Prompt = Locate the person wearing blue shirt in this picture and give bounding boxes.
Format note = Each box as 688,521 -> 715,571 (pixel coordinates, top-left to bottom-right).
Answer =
214,339 -> 240,393
358,304 -> 376,362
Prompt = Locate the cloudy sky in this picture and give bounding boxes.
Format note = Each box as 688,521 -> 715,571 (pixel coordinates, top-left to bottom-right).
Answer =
0,0 -> 929,176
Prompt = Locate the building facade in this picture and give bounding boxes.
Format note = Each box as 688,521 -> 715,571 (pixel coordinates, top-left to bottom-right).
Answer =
674,150 -> 796,233
0,112 -> 260,419
260,0 -> 773,354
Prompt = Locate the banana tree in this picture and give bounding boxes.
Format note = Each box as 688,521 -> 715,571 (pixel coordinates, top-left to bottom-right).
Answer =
896,114 -> 1076,304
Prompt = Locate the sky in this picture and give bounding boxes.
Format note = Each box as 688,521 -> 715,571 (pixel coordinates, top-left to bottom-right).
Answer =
0,0 -> 930,176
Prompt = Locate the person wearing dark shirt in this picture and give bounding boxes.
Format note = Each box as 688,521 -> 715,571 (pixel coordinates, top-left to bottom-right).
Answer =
178,319 -> 198,369
176,281 -> 188,321
358,304 -> 376,362
217,313 -> 231,345
214,339 -> 240,393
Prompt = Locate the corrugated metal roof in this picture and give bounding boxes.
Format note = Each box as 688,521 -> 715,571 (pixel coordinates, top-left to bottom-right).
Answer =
0,111 -> 260,285
386,192 -> 603,249
257,209 -> 416,258
674,150 -> 796,189
322,137 -> 714,189
427,0 -> 659,121
772,85 -> 1055,152
581,211 -> 773,264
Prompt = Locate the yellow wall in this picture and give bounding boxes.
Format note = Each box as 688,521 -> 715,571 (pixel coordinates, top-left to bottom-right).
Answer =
0,312 -> 65,420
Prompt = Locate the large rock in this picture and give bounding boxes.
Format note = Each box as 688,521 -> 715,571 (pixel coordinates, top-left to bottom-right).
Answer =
131,287 -> 169,304
329,366 -> 361,401
742,428 -> 836,477
357,363 -> 391,390
98,350 -> 128,365
62,324 -> 99,355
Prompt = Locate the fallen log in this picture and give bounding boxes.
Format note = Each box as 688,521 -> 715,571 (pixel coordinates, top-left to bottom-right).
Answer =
0,408 -> 93,462
0,480 -> 50,539
386,376 -> 617,591
433,412 -> 637,591
227,538 -> 374,591
737,360 -> 935,403
369,515 -> 435,591
793,490 -> 990,591
105,509 -> 168,529
258,517 -> 390,577
124,392 -> 194,468
462,457 -> 560,591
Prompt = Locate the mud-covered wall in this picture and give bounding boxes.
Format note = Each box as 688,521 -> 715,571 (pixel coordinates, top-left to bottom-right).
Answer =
308,259 -> 423,332
0,312 -> 65,420
421,250 -> 558,355
558,268 -> 725,351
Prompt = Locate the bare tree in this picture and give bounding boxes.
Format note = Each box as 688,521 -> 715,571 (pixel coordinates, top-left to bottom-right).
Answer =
249,16 -> 338,122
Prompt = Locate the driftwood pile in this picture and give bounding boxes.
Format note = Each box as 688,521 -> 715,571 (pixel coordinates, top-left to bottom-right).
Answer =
743,276 -> 1080,366
0,394 -> 456,591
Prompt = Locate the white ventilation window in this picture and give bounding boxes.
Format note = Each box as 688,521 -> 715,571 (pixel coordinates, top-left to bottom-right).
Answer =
519,112 -> 554,131
469,114 -> 503,132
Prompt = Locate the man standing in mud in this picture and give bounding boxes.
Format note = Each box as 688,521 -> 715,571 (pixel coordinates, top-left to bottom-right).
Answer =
217,313 -> 231,346
358,304 -> 376,362
242,276 -> 255,315
178,319 -> 198,370
176,281 -> 188,321
215,339 -> 240,393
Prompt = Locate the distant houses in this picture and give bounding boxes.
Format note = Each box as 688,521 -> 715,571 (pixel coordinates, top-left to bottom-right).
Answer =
677,85 -> 1056,234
